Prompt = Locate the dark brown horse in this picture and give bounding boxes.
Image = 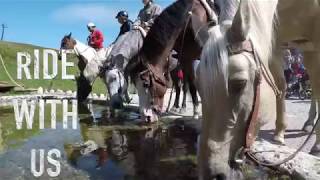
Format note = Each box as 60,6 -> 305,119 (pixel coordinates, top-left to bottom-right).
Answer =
126,0 -> 216,122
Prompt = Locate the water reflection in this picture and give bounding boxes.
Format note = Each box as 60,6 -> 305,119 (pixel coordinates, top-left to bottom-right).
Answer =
0,100 -> 289,179
65,104 -> 198,179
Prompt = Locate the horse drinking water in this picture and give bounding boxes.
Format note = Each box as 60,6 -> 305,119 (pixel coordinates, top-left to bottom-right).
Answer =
197,0 -> 279,178
125,0 -> 217,122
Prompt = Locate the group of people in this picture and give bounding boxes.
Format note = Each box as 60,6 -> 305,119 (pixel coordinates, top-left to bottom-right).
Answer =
283,48 -> 308,86
86,0 -> 161,53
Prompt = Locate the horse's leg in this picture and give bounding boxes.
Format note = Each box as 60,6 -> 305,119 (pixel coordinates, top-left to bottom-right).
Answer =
188,76 -> 200,119
270,52 -> 287,144
179,77 -> 188,114
303,52 -> 320,156
76,73 -> 93,103
170,70 -> 180,112
123,75 -> 132,103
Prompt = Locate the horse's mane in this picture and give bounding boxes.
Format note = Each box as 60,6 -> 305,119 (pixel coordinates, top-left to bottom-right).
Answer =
141,0 -> 193,63
215,0 -> 238,23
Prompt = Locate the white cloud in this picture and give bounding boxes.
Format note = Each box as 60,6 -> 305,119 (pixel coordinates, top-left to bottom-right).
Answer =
51,4 -> 118,26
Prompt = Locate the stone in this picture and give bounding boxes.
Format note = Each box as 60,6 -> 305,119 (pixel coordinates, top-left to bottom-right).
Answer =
37,87 -> 43,94
251,139 -> 320,179
92,93 -> 98,99
66,90 -> 73,95
49,89 -> 55,94
99,94 -> 105,99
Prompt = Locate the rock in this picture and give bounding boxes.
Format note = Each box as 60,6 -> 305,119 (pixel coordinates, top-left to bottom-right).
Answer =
99,94 -> 105,99
49,89 -> 55,94
57,89 -> 64,93
250,139 -> 320,179
66,90 -> 73,95
44,89 -> 49,94
37,87 -> 43,94
72,91 -> 77,97
92,93 -> 98,99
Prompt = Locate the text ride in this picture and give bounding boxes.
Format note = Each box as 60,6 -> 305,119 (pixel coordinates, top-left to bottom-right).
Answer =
17,49 -> 74,80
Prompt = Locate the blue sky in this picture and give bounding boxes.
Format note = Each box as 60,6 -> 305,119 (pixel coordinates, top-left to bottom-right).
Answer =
0,0 -> 173,48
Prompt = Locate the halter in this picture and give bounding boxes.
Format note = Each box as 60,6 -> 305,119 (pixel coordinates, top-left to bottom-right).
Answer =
228,39 -> 319,168
138,55 -> 169,113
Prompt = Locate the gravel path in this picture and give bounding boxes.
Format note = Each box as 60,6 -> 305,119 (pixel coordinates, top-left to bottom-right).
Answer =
151,90 -> 315,153
260,99 -> 314,153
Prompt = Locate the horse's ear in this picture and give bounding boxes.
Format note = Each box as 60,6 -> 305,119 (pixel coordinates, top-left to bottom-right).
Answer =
68,32 -> 72,38
227,0 -> 249,43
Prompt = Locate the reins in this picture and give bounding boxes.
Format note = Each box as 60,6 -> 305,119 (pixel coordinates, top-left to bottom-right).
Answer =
229,39 -> 319,168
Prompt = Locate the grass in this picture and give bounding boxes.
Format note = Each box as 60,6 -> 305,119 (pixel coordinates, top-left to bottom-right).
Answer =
0,40 -> 106,95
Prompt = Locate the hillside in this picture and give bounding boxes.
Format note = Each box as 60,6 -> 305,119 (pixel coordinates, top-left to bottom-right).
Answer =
0,41 -> 106,94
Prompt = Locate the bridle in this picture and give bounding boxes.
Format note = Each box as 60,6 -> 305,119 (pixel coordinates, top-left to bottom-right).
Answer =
228,39 -> 320,168
138,55 -> 169,114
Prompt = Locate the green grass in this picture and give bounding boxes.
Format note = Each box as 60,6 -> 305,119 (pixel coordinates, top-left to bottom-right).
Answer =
0,41 -> 106,94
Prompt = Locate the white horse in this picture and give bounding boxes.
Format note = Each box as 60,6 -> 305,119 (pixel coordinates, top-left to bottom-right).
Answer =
210,0 -> 320,154
197,0 -> 278,178
60,33 -> 126,106
274,0 -> 320,156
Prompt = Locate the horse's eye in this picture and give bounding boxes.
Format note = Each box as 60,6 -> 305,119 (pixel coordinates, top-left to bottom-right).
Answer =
108,76 -> 117,83
228,79 -> 247,94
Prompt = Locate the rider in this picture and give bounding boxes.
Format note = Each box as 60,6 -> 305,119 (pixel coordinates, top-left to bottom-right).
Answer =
115,10 -> 133,41
133,0 -> 162,32
87,22 -> 104,51
283,49 -> 293,86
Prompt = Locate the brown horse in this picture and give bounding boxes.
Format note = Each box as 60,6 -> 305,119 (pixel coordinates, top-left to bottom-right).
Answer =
126,0 -> 217,122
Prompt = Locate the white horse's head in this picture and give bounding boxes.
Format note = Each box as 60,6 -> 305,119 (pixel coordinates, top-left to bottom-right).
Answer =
197,0 -> 278,179
104,68 -> 127,109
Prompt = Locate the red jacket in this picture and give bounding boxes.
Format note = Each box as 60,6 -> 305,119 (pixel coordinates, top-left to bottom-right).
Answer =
88,29 -> 104,49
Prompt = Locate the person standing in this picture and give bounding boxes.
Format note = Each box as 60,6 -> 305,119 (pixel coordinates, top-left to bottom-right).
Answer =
283,49 -> 293,86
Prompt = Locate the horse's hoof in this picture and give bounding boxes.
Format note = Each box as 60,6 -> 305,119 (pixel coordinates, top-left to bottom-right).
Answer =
302,124 -> 314,133
310,144 -> 320,157
180,107 -> 187,114
310,150 -> 320,157
273,134 -> 285,145
170,107 -> 179,113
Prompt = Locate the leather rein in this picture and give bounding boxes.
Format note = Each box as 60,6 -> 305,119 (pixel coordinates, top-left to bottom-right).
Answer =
228,40 -> 319,168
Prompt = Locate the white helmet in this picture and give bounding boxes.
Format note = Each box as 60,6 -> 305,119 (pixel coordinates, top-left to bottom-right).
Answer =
87,22 -> 96,28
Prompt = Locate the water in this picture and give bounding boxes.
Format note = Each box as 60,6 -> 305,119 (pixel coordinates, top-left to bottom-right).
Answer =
0,99 -> 198,180
0,99 -> 291,180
